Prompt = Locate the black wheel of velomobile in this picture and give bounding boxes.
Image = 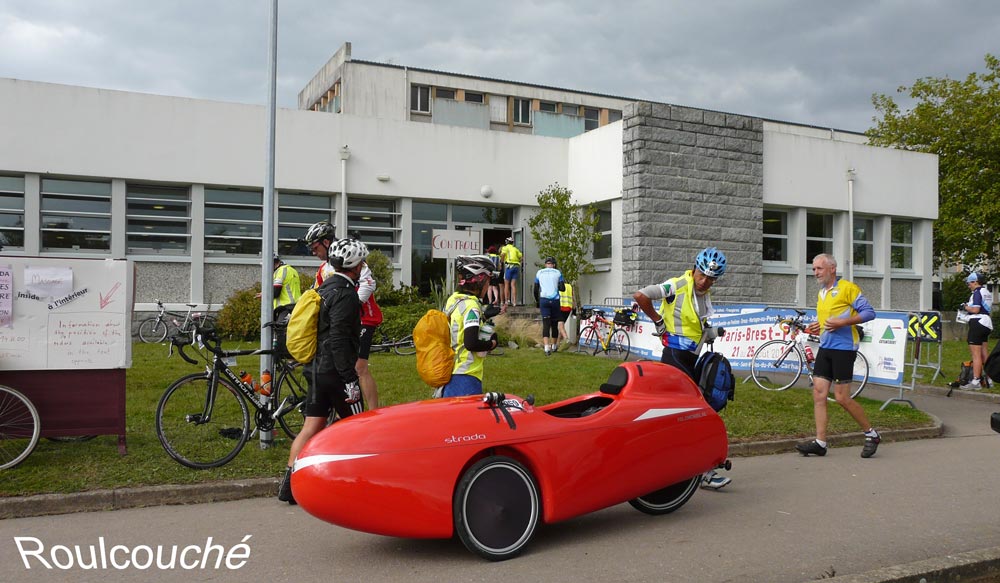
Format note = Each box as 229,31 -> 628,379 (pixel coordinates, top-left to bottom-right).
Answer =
629,475 -> 700,515
454,456 -> 540,561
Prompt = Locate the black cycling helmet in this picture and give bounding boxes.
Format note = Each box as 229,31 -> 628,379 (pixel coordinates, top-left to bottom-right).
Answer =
544,256 -> 557,267
304,221 -> 336,245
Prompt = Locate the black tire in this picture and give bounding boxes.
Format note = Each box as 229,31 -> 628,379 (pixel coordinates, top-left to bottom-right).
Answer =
155,373 -> 249,469
138,318 -> 168,343
198,316 -> 217,333
393,335 -> 416,356
454,456 -> 541,561
0,385 -> 41,470
629,475 -> 700,515
749,340 -> 803,391
607,328 -> 631,361
274,361 -> 307,439
577,326 -> 599,353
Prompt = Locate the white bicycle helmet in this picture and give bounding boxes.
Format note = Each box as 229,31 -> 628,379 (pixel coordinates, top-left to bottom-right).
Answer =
328,239 -> 369,269
456,255 -> 495,286
303,221 -> 335,244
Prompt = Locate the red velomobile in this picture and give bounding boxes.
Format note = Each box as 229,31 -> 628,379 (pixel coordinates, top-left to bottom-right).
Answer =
292,360 -> 729,561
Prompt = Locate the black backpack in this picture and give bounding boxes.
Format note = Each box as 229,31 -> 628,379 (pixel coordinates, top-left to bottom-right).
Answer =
693,351 -> 735,412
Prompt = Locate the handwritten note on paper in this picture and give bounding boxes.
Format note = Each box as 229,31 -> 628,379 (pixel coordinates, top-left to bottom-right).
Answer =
25,265 -> 73,299
47,313 -> 127,369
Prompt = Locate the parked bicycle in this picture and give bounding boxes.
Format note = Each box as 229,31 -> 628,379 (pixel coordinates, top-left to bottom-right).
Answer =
155,323 -> 307,469
368,327 -> 416,355
0,384 -> 41,470
576,307 -> 636,361
138,299 -> 217,344
748,309 -> 869,399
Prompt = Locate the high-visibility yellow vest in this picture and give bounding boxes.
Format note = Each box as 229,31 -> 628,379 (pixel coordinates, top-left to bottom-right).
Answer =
559,283 -> 573,311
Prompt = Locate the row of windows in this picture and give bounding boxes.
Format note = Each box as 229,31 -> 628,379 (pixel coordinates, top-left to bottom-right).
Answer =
410,84 -> 621,131
763,209 -> 914,270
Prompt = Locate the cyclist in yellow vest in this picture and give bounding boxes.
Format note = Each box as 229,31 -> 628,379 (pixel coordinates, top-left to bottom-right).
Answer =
499,237 -> 522,306
441,255 -> 500,397
262,255 -> 302,309
632,246 -> 730,490
557,281 -> 574,348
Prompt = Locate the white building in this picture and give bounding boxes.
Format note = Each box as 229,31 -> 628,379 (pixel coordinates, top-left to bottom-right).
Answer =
0,42 -> 938,312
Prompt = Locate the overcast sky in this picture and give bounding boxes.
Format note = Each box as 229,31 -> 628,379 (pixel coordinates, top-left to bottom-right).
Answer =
2,0 -> 998,133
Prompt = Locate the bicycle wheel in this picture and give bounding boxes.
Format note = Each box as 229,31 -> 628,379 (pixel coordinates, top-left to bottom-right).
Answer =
138,318 -> 168,343
155,373 -> 249,469
576,326 -> 599,353
274,362 -> 308,439
393,335 -> 416,356
0,386 -> 41,470
749,340 -> 803,391
606,329 -> 631,361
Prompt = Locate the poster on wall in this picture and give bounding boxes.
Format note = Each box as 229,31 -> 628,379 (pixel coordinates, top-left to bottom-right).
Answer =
582,303 -> 909,387
0,257 -> 133,371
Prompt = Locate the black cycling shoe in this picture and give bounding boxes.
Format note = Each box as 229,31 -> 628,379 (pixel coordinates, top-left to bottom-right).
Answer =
861,433 -> 881,458
796,440 -> 828,457
277,466 -> 297,505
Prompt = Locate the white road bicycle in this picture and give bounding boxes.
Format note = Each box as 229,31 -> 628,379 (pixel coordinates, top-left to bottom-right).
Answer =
748,310 -> 869,400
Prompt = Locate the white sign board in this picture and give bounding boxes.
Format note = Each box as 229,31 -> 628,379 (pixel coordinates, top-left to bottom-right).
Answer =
431,229 -> 481,259
0,257 -> 133,371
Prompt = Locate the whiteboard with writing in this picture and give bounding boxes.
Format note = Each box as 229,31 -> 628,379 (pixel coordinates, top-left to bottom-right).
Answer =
0,257 -> 133,371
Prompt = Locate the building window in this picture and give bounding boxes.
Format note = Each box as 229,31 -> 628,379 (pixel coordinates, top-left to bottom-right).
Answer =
410,85 -> 430,113
891,220 -> 913,270
584,107 -> 600,131
489,95 -> 507,123
608,110 -> 623,123
278,192 -> 334,257
763,209 -> 788,262
451,204 -> 512,225
41,178 -> 111,252
204,188 -> 262,256
513,98 -> 531,125
435,88 -> 455,100
464,92 -> 484,103
348,198 -> 400,260
539,101 -> 557,113
806,212 -> 833,264
593,204 -> 612,261
852,217 -> 874,268
126,184 -> 190,255
0,175 -> 25,250
562,104 -> 579,116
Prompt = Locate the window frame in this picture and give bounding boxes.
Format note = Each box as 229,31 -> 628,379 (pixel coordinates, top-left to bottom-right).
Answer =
347,197 -> 402,261
278,191 -> 335,258
0,175 -> 25,251
852,216 -> 875,269
805,212 -> 833,265
40,178 -> 112,253
125,184 -> 192,256
592,203 -> 612,262
513,98 -> 531,125
203,187 -> 263,256
410,84 -> 430,113
463,91 -> 484,103
762,208 -> 788,264
890,219 -> 914,271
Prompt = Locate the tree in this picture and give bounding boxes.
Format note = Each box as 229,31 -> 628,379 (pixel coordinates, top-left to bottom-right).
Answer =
867,54 -> 1000,278
527,183 -> 602,300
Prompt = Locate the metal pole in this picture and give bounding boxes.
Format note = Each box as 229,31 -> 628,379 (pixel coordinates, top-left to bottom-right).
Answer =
259,0 -> 278,448
846,169 -> 856,282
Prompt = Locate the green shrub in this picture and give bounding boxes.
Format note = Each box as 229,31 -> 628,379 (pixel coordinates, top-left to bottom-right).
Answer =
380,302 -> 434,338
942,272 -> 968,311
378,284 -> 425,307
216,283 -> 262,340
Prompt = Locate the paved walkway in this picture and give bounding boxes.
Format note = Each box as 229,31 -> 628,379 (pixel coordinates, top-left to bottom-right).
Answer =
2,383 -> 999,582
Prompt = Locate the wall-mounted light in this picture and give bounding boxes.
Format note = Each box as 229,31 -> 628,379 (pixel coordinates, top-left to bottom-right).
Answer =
480,185 -> 493,199
377,174 -> 390,182
339,145 -> 351,161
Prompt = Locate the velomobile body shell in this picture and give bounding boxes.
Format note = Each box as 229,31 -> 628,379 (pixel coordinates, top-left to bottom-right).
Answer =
292,361 -> 727,539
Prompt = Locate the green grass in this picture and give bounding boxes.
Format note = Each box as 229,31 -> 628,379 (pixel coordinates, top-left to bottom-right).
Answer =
1,340 -> 938,497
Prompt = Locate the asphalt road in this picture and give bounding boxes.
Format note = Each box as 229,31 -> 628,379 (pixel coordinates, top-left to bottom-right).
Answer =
1,385 -> 998,583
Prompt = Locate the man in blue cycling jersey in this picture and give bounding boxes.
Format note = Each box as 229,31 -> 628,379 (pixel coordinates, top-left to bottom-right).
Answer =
533,257 -> 565,356
796,253 -> 880,459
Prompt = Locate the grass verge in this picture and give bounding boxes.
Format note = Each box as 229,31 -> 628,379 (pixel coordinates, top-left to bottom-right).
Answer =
0,340 -> 939,497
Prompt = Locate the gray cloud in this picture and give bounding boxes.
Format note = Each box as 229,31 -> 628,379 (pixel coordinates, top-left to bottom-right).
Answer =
1,0 -> 998,132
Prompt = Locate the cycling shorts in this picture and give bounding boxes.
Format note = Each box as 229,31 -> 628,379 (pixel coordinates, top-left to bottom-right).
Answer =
813,348 -> 856,385
303,368 -> 364,419
358,324 -> 377,359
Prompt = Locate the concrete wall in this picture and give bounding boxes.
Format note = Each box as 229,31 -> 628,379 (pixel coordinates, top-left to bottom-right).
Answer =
621,102 -> 763,303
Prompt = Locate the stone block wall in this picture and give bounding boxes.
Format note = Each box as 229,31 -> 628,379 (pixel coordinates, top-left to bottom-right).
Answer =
622,102 -> 763,302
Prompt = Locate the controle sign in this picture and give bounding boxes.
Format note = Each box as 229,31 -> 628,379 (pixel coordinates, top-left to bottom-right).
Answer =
431,229 -> 481,259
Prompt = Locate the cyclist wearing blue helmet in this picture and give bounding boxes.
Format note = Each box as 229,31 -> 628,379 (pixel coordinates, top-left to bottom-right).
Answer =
632,246 -> 730,490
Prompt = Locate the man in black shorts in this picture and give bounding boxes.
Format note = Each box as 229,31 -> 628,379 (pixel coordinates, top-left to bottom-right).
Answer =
278,238 -> 369,504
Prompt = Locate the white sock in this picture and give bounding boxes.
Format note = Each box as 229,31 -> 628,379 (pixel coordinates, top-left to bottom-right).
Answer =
816,439 -> 828,448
